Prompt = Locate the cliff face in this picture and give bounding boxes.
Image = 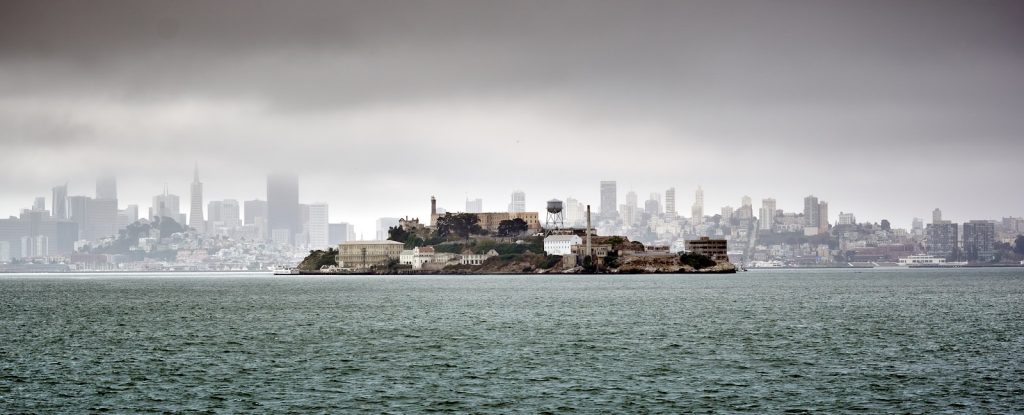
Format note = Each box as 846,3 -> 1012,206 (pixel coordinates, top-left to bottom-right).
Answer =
611,255 -> 736,274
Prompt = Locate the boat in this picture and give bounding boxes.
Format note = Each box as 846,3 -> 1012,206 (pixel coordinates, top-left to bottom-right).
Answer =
272,267 -> 300,275
899,254 -> 967,268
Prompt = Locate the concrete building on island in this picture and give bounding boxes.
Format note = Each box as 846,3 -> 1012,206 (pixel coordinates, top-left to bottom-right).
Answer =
337,240 -> 404,269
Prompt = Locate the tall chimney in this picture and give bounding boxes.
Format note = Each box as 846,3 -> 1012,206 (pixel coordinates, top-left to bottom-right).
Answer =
585,204 -> 592,258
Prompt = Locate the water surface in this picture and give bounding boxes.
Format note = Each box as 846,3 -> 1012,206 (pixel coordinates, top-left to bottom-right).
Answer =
2,268 -> 1022,413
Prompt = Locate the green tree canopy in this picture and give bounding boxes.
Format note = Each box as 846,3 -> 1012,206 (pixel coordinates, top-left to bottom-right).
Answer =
435,213 -> 484,240
497,218 -> 529,237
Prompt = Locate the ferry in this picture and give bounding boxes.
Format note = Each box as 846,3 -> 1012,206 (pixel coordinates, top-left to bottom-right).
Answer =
272,267 -> 300,275
898,254 -> 967,268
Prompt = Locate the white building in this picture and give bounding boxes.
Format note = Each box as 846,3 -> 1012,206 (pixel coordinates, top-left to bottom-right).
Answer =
544,234 -> 582,255
307,203 -> 329,250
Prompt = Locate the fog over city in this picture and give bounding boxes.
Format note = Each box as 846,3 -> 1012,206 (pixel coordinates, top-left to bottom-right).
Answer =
2,0 -> 1022,234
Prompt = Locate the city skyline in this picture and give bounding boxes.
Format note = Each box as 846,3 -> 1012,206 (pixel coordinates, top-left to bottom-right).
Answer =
1,0 -> 1022,235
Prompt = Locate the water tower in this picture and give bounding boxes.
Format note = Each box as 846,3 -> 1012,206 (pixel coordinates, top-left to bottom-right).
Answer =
546,199 -> 565,229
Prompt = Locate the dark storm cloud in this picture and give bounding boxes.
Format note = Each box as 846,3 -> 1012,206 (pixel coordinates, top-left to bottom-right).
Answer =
1,0 -> 1022,230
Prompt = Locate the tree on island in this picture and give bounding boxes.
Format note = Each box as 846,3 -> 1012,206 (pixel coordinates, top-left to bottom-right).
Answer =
1015,235 -> 1024,255
435,213 -> 484,240
497,218 -> 529,237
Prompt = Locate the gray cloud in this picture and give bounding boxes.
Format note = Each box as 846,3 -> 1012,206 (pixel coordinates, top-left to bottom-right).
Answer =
1,0 -> 1022,231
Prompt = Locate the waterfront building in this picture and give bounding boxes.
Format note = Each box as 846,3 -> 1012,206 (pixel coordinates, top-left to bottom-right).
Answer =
544,234 -> 582,255
466,198 -> 483,213
267,173 -> 300,245
508,191 -> 526,213
925,222 -> 959,259
337,240 -> 404,269
189,165 -> 204,232
599,181 -> 617,221
962,220 -> 996,262
685,236 -> 729,261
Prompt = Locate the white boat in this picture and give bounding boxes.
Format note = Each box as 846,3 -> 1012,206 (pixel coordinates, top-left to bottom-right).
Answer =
898,254 -> 947,266
272,267 -> 300,275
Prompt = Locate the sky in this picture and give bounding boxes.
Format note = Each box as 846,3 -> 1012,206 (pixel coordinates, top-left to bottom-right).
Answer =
1,0 -> 1022,235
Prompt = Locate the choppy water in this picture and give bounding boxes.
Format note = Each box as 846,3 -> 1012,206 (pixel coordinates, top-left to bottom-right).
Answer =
1,268 -> 1022,413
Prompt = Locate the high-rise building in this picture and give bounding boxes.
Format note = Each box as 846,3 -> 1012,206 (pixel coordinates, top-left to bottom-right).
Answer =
691,186 -> 704,225
189,165 -> 204,232
96,175 -> 117,200
803,195 -> 820,227
721,206 -> 734,220
307,203 -> 329,250
52,184 -> 68,220
466,198 -> 483,213
67,195 -> 90,240
207,201 -> 223,224
267,173 -> 300,244
376,217 -> 401,240
736,196 -> 753,220
664,188 -> 676,215
150,187 -> 185,225
645,193 -> 662,216
329,223 -> 356,245
116,205 -> 139,230
838,212 -> 856,225
508,191 -> 526,213
86,198 -> 118,240
626,191 -> 638,209
759,198 -> 777,231
818,201 -> 829,234
565,197 -> 585,227
912,218 -> 924,231
932,208 -> 943,224
926,222 -> 959,259
962,220 -> 996,262
32,197 -> 46,212
741,196 -> 752,208
599,181 -> 617,220
244,199 -> 268,239
221,200 -> 241,228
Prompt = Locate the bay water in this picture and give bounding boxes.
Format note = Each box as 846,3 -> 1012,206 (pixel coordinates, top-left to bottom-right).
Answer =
2,268 -> 1022,413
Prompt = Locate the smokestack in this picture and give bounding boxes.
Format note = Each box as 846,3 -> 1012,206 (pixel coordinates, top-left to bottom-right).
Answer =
586,204 -> 592,258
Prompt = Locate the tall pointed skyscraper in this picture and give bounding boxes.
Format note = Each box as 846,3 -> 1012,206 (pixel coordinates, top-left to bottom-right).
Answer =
189,164 -> 204,232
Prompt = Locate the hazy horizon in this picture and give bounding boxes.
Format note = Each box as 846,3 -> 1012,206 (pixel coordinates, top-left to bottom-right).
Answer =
2,0 -> 1022,235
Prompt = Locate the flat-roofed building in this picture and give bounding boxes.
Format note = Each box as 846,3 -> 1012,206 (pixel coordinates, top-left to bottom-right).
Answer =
544,234 -> 582,255
337,240 -> 404,269
685,236 -> 729,261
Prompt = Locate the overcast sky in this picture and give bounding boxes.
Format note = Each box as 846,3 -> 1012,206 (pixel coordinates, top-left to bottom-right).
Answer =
1,0 -> 1022,235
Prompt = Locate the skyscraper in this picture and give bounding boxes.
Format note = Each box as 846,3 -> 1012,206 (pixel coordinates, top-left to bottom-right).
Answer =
329,223 -> 356,245
307,203 -> 329,250
759,198 -> 777,231
151,187 -> 185,225
932,208 -> 943,224
96,175 -> 117,200
818,201 -> 829,234
52,184 -> 68,220
664,188 -> 676,215
803,195 -> 820,228
221,200 -> 241,228
599,181 -> 617,220
926,222 -> 959,259
508,191 -> 526,213
267,173 -> 300,244
466,198 -> 483,213
244,199 -> 268,239
67,195 -> 90,240
189,165 -> 204,232
376,217 -> 400,240
691,186 -> 704,225
962,220 -> 996,262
